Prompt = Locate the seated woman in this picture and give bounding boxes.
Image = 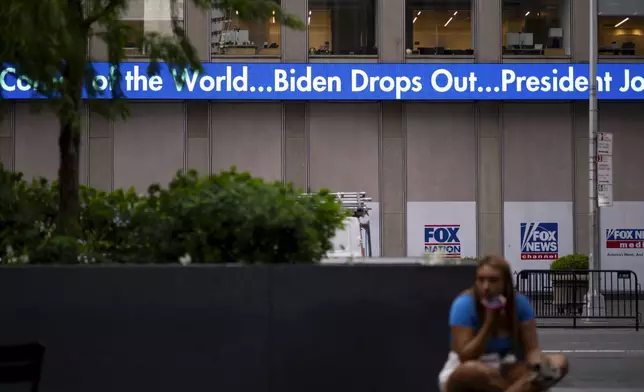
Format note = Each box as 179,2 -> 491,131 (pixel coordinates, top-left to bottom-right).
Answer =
438,255 -> 569,392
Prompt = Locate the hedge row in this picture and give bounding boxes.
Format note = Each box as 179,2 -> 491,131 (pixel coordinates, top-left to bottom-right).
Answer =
0,164 -> 348,264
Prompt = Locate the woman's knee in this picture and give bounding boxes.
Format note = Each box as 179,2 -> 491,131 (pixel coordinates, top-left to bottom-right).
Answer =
446,361 -> 505,392
546,353 -> 569,377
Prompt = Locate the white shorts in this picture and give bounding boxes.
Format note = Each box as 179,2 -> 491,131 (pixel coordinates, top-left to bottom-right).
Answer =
437,351 -> 517,392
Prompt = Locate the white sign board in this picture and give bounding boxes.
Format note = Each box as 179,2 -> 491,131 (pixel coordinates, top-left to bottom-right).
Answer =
597,132 -> 613,155
600,202 -> 644,282
406,202 -> 477,258
598,184 -> 614,208
503,202 -> 574,273
596,132 -> 613,207
596,154 -> 613,184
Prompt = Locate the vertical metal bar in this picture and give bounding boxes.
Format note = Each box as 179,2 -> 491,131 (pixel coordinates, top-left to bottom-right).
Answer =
588,0 -> 599,274
586,0 -> 606,320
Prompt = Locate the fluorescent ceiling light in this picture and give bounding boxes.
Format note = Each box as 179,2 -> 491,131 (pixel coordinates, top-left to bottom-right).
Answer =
525,11 -> 530,16
413,16 -> 418,23
615,17 -> 629,27
417,11 -> 421,16
453,11 -> 458,15
444,17 -> 453,27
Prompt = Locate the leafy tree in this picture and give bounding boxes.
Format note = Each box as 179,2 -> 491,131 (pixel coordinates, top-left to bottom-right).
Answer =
0,0 -> 303,235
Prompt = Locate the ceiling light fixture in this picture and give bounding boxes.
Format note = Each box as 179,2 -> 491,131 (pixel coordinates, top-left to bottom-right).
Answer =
615,17 -> 629,27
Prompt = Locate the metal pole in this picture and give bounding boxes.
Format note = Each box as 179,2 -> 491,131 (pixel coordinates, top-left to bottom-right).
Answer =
588,0 -> 598,272
586,0 -> 605,317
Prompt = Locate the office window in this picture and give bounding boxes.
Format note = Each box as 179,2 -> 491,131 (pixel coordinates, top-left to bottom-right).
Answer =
211,0 -> 282,57
599,1 -> 644,56
502,0 -> 570,56
405,0 -> 473,56
308,0 -> 377,56
122,0 -> 184,57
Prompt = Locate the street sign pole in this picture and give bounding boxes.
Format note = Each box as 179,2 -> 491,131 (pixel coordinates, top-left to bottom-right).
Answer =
585,0 -> 606,317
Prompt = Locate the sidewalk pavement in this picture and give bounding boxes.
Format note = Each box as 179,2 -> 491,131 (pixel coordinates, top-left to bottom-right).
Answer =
541,329 -> 644,391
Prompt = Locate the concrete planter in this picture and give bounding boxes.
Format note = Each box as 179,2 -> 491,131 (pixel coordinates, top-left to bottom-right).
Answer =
0,264 -> 474,392
551,271 -> 589,315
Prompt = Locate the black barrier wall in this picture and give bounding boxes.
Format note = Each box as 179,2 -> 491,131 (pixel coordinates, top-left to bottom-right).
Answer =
0,264 -> 475,392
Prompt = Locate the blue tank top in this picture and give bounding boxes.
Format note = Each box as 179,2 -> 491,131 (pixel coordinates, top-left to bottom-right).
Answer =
448,293 -> 535,356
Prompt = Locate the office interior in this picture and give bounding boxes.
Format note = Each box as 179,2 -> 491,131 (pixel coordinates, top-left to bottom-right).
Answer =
117,0 -> 644,59
308,0 -> 377,56
408,0 -> 571,56
599,0 -> 644,56
598,16 -> 644,56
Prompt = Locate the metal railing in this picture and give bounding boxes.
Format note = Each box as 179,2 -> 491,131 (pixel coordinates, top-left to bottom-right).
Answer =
515,269 -> 641,330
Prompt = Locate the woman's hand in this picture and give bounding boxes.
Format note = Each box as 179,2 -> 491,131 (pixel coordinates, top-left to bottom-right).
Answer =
481,295 -> 506,329
481,295 -> 506,310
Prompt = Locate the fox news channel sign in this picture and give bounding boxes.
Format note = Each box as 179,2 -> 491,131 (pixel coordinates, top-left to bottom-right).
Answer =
606,228 -> 644,256
424,224 -> 461,258
4,63 -> 644,100
520,222 -> 559,260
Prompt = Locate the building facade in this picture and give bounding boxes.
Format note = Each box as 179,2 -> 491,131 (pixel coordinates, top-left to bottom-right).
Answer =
1,0 -> 644,274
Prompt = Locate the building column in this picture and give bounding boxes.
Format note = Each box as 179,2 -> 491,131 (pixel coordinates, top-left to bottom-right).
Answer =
378,0 -> 405,62
88,107 -> 113,191
281,0 -> 308,62
186,102 -> 210,175
283,103 -> 307,190
280,0 -> 308,190
380,102 -> 405,256
572,0 -> 590,254
573,102 -> 589,254
474,0 -> 503,256
477,102 -> 503,256
572,0 -> 590,62
560,0 -> 572,56
186,0 -> 210,61
473,0 -> 502,62
0,105 -> 14,171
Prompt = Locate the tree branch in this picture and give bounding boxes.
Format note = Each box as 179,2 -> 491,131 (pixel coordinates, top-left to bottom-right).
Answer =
84,0 -> 120,28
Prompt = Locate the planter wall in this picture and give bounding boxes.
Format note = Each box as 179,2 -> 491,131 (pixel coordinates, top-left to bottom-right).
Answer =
0,264 -> 474,392
552,272 -> 589,315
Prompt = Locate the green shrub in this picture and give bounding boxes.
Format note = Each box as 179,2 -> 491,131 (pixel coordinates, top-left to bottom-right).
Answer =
0,164 -> 349,265
0,165 -> 58,263
134,169 -> 349,264
550,254 -> 589,270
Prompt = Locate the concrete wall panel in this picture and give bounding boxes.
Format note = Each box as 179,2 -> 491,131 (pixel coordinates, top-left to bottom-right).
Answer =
503,103 -> 574,202
309,103 -> 379,199
113,103 -> 185,192
406,103 -> 476,202
211,103 -> 282,181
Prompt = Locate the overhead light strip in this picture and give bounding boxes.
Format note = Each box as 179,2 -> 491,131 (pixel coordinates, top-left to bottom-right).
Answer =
615,17 -> 629,27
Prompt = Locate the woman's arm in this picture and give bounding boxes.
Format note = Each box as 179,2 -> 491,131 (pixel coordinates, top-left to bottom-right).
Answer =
517,294 -> 541,363
449,295 -> 495,362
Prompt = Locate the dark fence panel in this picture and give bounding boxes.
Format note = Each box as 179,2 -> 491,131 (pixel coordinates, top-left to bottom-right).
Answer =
515,269 -> 641,330
0,265 -> 474,392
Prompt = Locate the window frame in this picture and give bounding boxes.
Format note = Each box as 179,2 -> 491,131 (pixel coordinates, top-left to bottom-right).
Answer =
404,0 -> 475,58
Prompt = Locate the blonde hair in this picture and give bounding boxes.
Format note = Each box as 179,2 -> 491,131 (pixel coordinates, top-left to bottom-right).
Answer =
464,255 -> 521,352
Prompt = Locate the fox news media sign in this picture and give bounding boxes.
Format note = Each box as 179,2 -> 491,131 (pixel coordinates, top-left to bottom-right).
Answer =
520,222 -> 559,260
606,228 -> 644,256
424,225 -> 461,258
